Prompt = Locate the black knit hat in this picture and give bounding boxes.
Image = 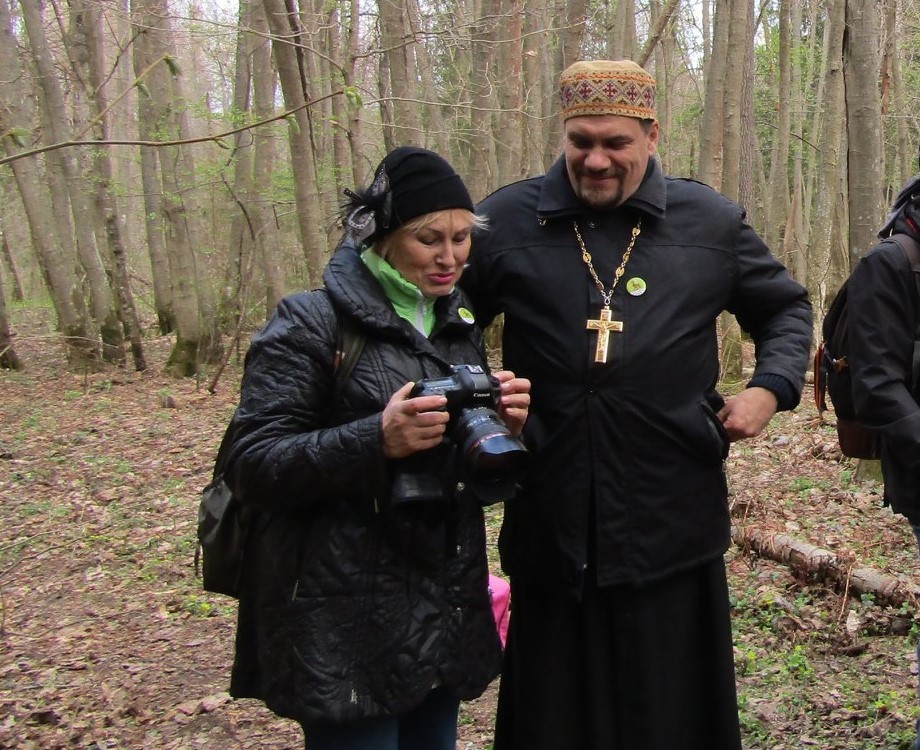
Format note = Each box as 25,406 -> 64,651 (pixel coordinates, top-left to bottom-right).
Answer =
341,147 -> 474,244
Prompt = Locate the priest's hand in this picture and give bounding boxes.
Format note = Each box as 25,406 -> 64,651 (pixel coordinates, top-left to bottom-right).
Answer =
717,387 -> 778,442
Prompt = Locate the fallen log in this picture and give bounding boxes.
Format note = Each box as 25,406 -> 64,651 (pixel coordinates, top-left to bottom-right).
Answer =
731,525 -> 920,609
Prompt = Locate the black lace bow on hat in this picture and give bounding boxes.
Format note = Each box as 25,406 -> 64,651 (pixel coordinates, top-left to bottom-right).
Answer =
879,174 -> 920,238
341,167 -> 393,245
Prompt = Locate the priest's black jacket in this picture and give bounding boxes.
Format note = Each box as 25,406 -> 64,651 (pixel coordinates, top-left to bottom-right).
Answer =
460,156 -> 813,595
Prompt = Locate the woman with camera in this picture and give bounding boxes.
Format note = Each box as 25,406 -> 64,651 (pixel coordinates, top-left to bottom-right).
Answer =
224,147 -> 530,750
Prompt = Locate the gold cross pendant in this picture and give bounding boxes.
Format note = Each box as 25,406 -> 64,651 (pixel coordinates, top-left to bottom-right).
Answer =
586,306 -> 623,363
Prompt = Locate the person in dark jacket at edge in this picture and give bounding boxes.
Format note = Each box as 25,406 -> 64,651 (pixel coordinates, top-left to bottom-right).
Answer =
848,174 -> 920,750
458,59 -> 814,750
224,146 -> 531,750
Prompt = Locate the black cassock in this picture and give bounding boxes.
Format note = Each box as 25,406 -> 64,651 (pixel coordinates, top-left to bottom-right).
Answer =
493,557 -> 742,750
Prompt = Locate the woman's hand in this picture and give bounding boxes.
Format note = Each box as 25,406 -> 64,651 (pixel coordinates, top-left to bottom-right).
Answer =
381,382 -> 450,458
493,370 -> 531,437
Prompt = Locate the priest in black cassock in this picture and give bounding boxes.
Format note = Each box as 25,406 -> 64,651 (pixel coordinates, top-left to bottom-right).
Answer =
460,59 -> 813,750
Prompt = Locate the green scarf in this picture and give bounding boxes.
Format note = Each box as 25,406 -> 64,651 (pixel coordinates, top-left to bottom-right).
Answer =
362,248 -> 437,335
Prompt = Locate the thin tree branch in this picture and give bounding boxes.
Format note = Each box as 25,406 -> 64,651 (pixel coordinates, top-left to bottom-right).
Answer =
0,90 -> 343,167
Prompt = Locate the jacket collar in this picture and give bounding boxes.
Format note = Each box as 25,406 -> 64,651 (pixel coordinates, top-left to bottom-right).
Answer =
536,155 -> 667,222
322,239 -> 472,339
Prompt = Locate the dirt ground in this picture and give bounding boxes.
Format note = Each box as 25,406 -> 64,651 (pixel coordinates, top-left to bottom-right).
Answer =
3,313 -> 920,749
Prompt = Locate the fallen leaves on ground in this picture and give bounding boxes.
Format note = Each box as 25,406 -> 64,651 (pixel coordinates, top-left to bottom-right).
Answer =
2,322 -> 919,749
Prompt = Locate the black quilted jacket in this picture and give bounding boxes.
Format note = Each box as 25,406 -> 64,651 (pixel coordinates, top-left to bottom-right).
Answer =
226,241 -> 503,724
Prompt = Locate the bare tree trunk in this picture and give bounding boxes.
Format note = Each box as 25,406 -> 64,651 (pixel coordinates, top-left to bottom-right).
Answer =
2,141 -> 97,365
796,0 -> 819,279
844,0 -> 884,265
809,0 -> 847,314
408,0 -> 448,157
0,255 -> 22,370
227,0 -> 285,321
492,0 -> 524,189
0,226 -> 24,302
466,0 -> 500,199
324,3 -> 361,191
263,0 -> 329,289
521,1 -> 550,176
297,0 -> 341,234
700,0 -> 712,76
132,9 -> 202,373
343,0 -> 365,188
713,0 -> 750,383
650,0 -> 668,170
797,0 -> 816,207
251,2 -> 286,315
20,0 -> 125,364
0,0 -> 96,367
720,0 -> 749,202
739,0 -> 758,225
299,0 -> 331,165
881,0 -> 909,190
132,0 -> 222,376
697,0 -> 729,188
117,1 -> 174,336
611,0 -> 637,59
547,0 -> 587,166
764,0 -> 791,253
109,0 -> 143,273
71,0 -> 146,371
139,142 -> 176,334
225,0 -> 257,325
379,0 -> 424,145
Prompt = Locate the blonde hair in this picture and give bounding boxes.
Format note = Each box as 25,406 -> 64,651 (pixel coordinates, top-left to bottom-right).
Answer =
374,209 -> 489,261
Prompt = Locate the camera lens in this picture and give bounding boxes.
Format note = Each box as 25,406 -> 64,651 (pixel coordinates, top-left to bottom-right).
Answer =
455,408 -> 529,483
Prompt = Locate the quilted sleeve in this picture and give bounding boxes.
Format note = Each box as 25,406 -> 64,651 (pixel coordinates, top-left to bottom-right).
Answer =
226,293 -> 388,515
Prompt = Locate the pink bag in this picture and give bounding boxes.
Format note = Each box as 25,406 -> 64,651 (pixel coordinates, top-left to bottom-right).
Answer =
488,573 -> 511,648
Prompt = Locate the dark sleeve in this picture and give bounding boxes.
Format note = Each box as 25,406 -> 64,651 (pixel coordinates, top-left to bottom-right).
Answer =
849,245 -> 920,467
460,224 -> 500,329
226,294 -> 387,515
746,373 -> 797,412
729,217 -> 814,410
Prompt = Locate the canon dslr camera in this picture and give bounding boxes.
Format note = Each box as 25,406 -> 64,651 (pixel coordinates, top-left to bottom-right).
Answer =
391,364 -> 528,506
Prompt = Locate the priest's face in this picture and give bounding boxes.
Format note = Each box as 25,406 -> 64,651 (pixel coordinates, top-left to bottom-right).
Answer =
563,115 -> 659,209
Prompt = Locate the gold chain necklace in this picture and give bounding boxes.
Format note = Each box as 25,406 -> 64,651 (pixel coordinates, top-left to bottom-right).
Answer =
573,218 -> 642,363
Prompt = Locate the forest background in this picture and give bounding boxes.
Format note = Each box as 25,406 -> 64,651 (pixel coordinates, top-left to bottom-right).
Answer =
0,0 -> 915,373
4,0 -> 920,748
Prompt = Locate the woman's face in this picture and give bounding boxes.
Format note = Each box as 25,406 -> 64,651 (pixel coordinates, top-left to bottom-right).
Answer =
387,209 -> 474,297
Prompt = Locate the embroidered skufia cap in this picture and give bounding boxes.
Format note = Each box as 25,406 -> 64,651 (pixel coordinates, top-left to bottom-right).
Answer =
559,60 -> 657,122
341,147 -> 474,244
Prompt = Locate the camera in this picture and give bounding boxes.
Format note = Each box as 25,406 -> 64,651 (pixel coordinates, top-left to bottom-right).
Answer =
391,365 -> 528,505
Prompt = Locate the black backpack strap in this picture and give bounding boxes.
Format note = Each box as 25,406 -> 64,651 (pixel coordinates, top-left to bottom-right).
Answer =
310,286 -> 367,396
335,313 -> 366,394
889,233 -> 920,270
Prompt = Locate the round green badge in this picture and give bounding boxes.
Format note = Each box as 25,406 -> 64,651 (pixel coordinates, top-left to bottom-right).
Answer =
626,277 -> 647,296
458,307 -> 476,324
